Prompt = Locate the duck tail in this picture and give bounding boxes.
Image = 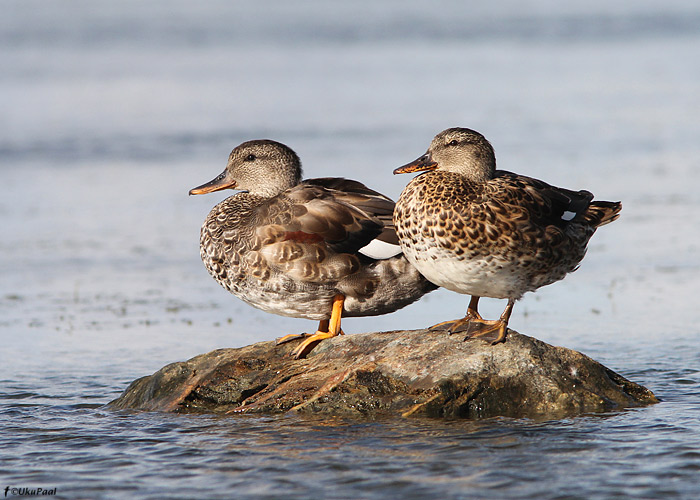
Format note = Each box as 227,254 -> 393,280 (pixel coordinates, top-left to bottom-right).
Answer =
585,201 -> 622,228
364,254 -> 438,308
375,254 -> 439,294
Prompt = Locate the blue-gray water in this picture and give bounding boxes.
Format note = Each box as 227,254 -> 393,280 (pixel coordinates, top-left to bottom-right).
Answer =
2,1 -> 700,498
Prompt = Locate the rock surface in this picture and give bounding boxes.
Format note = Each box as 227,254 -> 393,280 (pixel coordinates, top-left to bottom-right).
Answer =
108,329 -> 657,419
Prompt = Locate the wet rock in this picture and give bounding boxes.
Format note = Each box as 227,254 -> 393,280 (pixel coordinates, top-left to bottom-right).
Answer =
108,329 -> 657,418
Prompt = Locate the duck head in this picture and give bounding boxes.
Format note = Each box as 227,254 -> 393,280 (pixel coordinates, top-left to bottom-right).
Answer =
189,139 -> 302,197
394,128 -> 496,183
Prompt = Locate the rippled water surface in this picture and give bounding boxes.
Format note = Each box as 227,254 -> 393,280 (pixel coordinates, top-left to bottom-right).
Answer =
2,1 -> 700,498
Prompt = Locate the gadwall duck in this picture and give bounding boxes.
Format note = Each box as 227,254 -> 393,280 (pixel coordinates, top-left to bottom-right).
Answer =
190,139 -> 437,358
393,127 -> 621,344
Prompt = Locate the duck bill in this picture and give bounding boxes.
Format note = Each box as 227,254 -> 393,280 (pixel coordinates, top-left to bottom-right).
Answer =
189,170 -> 236,195
393,153 -> 437,174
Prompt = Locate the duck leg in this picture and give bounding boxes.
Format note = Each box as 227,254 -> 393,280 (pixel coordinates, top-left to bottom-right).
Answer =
429,296 -> 483,334
290,294 -> 345,359
275,320 -> 328,345
463,298 -> 515,345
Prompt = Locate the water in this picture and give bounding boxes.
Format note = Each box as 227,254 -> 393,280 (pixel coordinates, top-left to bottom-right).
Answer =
2,1 -> 700,498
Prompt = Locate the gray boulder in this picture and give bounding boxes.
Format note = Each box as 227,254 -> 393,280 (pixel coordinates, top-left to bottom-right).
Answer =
108,329 -> 657,418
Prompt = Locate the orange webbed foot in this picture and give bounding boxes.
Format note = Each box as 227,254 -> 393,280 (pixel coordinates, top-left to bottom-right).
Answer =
463,319 -> 508,345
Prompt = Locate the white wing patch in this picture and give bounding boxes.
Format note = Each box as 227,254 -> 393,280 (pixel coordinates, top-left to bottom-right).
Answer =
358,239 -> 402,259
561,210 -> 577,221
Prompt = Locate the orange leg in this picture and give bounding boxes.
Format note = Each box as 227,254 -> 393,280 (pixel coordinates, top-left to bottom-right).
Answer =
429,296 -> 483,334
290,295 -> 345,359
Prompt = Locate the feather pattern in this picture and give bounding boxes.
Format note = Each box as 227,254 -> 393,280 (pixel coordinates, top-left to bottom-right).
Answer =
394,127 -> 621,309
192,140 -> 436,322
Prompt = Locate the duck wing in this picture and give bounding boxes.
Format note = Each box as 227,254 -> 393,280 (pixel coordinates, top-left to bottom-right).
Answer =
490,171 -> 595,229
251,179 -> 396,284
302,178 -> 398,245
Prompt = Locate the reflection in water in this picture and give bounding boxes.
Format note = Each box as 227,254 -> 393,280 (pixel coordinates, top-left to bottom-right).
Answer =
3,395 -> 699,499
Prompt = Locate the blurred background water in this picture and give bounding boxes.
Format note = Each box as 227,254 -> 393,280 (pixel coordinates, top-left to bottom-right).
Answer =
1,1 -> 699,498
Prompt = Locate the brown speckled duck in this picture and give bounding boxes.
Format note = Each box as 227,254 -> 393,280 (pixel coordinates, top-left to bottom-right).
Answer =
393,127 -> 621,344
190,139 -> 437,358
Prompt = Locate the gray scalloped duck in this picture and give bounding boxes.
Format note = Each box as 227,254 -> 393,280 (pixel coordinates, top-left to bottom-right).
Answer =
393,127 -> 621,344
190,139 -> 437,358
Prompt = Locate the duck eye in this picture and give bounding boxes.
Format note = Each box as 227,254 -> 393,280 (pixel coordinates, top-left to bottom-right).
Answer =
245,154 -> 256,162
448,140 -> 459,146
